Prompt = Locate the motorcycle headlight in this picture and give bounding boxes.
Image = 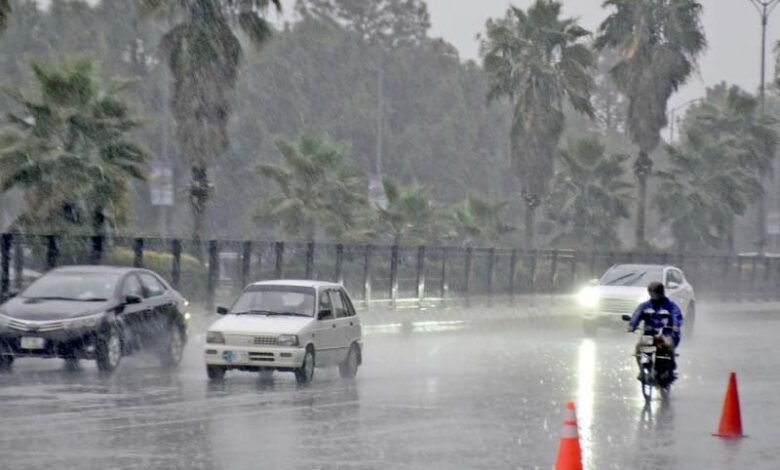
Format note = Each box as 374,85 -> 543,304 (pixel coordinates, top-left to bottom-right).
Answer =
577,287 -> 599,308
206,331 -> 225,344
65,314 -> 105,330
277,334 -> 299,347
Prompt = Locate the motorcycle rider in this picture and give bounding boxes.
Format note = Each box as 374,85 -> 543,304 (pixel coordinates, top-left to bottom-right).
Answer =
627,281 -> 683,380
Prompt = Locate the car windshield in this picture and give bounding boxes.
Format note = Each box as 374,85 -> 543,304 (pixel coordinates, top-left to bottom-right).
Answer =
599,267 -> 663,287
230,286 -> 316,317
22,272 -> 121,301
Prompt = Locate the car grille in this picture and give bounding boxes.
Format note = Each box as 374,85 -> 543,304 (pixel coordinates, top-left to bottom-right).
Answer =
600,298 -> 637,314
249,352 -> 274,362
254,336 -> 278,346
7,319 -> 65,333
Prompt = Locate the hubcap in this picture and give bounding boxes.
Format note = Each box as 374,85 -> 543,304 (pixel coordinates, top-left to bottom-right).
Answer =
107,333 -> 121,367
304,352 -> 314,378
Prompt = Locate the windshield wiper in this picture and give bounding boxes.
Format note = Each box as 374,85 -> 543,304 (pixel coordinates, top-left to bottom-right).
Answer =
265,312 -> 311,318
26,296 -> 82,301
80,298 -> 108,302
233,310 -> 276,316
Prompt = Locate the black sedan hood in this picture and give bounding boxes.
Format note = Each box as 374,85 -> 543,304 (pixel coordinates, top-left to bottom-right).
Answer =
0,297 -> 114,321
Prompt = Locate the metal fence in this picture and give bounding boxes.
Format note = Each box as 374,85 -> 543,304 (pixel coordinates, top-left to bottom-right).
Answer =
2,233 -> 779,310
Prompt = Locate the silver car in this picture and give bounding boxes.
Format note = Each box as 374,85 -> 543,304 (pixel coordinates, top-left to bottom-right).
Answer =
577,264 -> 696,335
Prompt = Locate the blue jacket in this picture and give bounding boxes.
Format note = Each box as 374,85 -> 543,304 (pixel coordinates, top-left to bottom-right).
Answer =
629,298 -> 683,347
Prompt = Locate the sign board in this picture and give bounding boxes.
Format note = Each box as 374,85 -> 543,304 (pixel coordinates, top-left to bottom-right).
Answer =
149,160 -> 174,207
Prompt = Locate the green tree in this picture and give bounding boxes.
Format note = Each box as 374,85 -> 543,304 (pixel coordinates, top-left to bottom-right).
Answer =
0,60 -> 148,234
481,0 -> 595,249
255,134 -> 369,241
449,192 -> 513,246
378,177 -> 447,245
596,0 -> 706,247
656,129 -> 762,253
547,136 -> 632,250
139,0 -> 281,246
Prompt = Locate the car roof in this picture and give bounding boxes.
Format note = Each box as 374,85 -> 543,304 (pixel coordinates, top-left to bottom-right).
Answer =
248,280 -> 344,289
49,265 -> 138,275
609,264 -> 680,271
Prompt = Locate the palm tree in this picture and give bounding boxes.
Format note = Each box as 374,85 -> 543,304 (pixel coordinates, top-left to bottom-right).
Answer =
139,0 -> 281,247
595,0 -> 706,247
0,59 -> 148,234
449,192 -> 513,246
481,0 -> 595,249
547,136 -> 633,250
378,178 -> 447,245
256,134 -> 369,241
657,129 -> 762,253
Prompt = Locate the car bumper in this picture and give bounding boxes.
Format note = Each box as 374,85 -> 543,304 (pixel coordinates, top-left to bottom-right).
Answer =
0,330 -> 99,359
204,345 -> 306,370
582,310 -> 631,324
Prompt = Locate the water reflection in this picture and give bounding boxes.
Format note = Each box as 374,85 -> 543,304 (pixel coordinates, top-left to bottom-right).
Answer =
577,339 -> 595,466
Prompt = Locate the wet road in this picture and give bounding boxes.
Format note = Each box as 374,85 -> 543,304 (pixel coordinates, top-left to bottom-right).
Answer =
1,308 -> 779,470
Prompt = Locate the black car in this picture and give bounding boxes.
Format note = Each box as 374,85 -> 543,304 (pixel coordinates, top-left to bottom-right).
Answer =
0,266 -> 189,373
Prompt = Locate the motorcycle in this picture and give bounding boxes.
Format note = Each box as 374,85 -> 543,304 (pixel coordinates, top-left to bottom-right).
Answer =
622,312 -> 677,402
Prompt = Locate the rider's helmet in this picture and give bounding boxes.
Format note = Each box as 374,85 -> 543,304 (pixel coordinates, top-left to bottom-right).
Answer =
648,281 -> 665,301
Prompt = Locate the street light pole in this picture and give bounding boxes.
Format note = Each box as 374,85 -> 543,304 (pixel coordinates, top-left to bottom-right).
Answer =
748,0 -> 780,254
668,97 -> 705,143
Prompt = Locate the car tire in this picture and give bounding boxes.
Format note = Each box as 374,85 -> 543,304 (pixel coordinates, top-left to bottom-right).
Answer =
0,354 -> 13,372
339,344 -> 360,379
684,302 -> 695,336
582,320 -> 597,337
295,347 -> 315,385
96,326 -> 122,373
207,365 -> 226,381
158,324 -> 186,368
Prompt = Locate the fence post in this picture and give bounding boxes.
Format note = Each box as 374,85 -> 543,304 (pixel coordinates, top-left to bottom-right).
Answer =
46,235 -> 59,270
171,239 -> 182,290
720,256 -> 730,301
1,234 -> 10,299
133,238 -> 144,268
749,256 -> 758,297
735,256 -> 743,301
588,251 -> 597,278
416,246 -> 426,307
509,249 -> 517,300
274,242 -> 285,279
305,242 -> 315,280
363,245 -> 373,309
90,235 -> 104,265
12,235 -> 23,291
569,252 -> 578,291
440,247 -> 449,302
207,240 -> 219,313
763,256 -> 771,300
335,244 -> 344,284
464,247 -> 473,305
389,245 -> 399,309
240,241 -> 252,290
529,250 -> 538,295
550,249 -> 560,293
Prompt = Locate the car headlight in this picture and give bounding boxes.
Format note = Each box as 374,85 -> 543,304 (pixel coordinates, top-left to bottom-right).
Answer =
206,331 -> 225,344
577,287 -> 599,308
277,334 -> 299,347
65,314 -> 105,330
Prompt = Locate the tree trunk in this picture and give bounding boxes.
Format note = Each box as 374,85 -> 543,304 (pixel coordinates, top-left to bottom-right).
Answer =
190,165 -> 211,260
524,203 -> 537,251
726,216 -> 736,254
634,151 -> 653,248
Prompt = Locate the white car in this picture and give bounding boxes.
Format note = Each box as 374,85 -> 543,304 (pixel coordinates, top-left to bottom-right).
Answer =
204,280 -> 362,384
577,264 -> 696,335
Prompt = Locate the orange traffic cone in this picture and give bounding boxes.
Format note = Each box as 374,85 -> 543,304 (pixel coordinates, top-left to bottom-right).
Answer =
554,401 -> 583,470
714,372 -> 745,438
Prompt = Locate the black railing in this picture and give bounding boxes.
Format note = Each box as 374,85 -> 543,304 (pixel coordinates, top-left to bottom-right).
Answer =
1,233 -> 779,310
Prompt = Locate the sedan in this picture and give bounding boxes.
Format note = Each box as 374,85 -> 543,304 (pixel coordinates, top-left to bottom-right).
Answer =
0,266 -> 189,373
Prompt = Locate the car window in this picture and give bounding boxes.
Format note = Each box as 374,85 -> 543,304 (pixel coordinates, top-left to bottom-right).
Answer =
121,274 -> 144,298
331,289 -> 348,318
139,272 -> 166,298
666,270 -> 683,286
318,290 -> 334,319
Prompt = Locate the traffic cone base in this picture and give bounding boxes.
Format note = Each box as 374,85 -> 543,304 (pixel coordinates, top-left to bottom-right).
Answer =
554,401 -> 583,470
714,372 -> 746,438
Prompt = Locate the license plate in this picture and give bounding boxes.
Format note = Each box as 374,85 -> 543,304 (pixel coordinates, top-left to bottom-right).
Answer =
223,351 -> 248,363
20,337 -> 45,350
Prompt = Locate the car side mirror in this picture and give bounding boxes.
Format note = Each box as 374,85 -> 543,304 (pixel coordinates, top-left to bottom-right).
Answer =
318,309 -> 333,320
217,307 -> 229,315
125,294 -> 143,305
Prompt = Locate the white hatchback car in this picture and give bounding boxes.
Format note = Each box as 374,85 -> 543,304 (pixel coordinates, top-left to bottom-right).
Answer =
204,280 -> 362,384
577,264 -> 696,335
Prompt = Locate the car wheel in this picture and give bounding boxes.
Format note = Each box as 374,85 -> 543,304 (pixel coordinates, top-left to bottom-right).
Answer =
206,365 -> 226,381
339,344 -> 360,379
96,326 -> 122,373
0,354 -> 13,372
158,324 -> 185,368
295,347 -> 315,385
